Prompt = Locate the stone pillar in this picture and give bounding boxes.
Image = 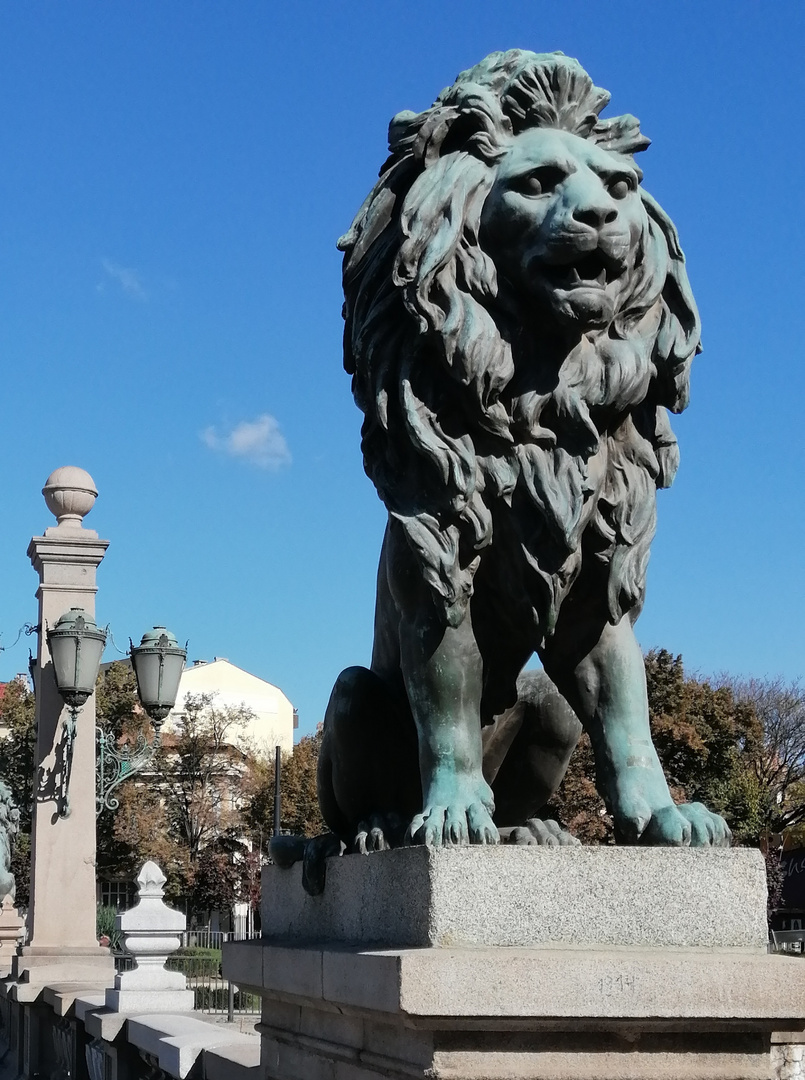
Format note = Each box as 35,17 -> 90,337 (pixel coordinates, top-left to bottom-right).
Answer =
13,466 -> 115,991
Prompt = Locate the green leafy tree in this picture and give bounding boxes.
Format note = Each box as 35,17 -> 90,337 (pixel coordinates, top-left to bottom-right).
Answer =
95,661 -> 142,738
10,832 -> 30,908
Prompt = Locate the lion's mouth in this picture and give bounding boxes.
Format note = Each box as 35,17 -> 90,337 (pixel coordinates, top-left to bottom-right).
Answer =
541,250 -> 624,290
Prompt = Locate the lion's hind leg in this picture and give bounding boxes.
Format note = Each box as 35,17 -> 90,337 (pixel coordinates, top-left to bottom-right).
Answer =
319,665 -> 421,850
484,668 -> 583,837
501,819 -> 580,847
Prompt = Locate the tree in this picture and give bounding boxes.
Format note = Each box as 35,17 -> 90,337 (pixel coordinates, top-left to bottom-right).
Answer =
111,782 -> 193,905
545,733 -> 613,843
152,693 -> 252,865
95,661 -> 143,739
106,693 -> 254,907
725,677 -> 805,836
95,661 -> 153,885
0,677 -> 37,905
188,843 -> 242,916
242,729 -> 324,841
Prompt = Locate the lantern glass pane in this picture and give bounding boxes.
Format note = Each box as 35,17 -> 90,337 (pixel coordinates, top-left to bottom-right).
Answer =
159,651 -> 185,710
76,635 -> 106,694
132,651 -> 161,707
50,636 -> 78,694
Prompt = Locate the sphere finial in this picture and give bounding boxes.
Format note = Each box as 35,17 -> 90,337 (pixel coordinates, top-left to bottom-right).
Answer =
42,466 -> 98,527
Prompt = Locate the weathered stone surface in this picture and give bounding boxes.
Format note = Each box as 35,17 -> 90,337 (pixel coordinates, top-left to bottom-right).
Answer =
257,1028 -> 770,1080
261,846 -> 767,949
104,987 -> 195,1013
234,941 -> 805,1023
227,838 -> 804,1079
126,1013 -> 253,1080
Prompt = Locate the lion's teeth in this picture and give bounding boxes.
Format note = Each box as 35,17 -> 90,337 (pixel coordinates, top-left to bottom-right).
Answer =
596,268 -> 606,285
569,267 -> 581,283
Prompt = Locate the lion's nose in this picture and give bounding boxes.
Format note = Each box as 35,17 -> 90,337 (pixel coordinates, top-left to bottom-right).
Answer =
573,205 -> 618,228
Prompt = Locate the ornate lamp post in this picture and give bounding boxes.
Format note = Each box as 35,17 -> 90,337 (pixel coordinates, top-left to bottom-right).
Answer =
47,607 -> 108,818
96,627 -> 186,814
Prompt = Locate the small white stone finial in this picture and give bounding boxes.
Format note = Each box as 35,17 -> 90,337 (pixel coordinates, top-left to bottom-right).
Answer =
106,860 -> 194,1013
42,466 -> 98,528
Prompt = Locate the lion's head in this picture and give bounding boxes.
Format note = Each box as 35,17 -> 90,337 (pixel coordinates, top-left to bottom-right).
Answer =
339,50 -> 700,635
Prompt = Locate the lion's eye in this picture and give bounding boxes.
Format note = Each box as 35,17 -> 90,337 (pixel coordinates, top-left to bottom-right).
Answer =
608,177 -> 634,200
514,165 -> 567,196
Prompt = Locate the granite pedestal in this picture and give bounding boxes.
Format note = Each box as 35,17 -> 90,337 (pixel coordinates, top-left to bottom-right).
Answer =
224,847 -> 805,1080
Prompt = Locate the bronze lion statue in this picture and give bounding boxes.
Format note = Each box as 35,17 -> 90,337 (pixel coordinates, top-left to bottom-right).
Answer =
318,49 -> 730,859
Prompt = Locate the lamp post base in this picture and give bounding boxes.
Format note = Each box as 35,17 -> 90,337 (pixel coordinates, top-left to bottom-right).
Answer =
10,946 -> 115,1001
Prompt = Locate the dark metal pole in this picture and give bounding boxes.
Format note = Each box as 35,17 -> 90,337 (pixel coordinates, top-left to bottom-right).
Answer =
273,744 -> 281,837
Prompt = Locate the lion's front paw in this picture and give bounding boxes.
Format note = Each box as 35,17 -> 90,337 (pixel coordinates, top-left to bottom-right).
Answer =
676,802 -> 732,847
407,799 -> 499,847
615,801 -> 731,847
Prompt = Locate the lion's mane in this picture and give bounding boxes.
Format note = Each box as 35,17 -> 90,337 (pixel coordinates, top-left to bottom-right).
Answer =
339,50 -> 700,643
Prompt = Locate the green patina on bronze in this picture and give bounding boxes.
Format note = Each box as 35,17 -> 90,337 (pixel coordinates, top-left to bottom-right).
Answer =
309,50 -> 728,883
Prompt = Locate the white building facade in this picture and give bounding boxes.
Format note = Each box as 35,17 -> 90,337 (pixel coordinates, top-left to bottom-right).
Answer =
163,657 -> 296,754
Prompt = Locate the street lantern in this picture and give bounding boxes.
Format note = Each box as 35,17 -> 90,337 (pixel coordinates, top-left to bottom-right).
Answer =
130,627 -> 187,727
47,607 -> 107,709
46,607 -> 108,817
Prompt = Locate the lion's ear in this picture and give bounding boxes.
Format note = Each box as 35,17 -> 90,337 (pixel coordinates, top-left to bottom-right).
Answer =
641,190 -> 701,414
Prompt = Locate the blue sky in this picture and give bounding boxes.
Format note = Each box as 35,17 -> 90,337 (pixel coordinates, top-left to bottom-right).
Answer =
0,2 -> 803,738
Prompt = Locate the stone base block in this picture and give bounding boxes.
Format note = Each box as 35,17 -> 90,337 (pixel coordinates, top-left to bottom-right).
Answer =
10,946 -> 115,1001
259,999 -> 771,1080
260,846 -> 768,949
225,942 -> 805,1080
225,847 -> 805,1079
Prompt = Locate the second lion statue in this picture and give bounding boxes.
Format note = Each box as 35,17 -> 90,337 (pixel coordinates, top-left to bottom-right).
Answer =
319,49 -> 730,857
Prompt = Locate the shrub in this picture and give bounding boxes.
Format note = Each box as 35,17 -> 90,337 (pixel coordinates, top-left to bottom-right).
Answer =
166,946 -> 222,977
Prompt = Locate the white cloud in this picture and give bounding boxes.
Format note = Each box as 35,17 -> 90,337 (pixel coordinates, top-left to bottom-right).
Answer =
202,414 -> 292,471
100,258 -> 147,300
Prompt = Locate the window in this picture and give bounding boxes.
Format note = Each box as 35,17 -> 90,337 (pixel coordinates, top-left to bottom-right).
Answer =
99,880 -> 136,912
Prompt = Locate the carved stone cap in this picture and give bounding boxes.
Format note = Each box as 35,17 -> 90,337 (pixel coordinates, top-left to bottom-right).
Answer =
138,860 -> 167,899
118,860 -> 185,934
42,466 -> 98,529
